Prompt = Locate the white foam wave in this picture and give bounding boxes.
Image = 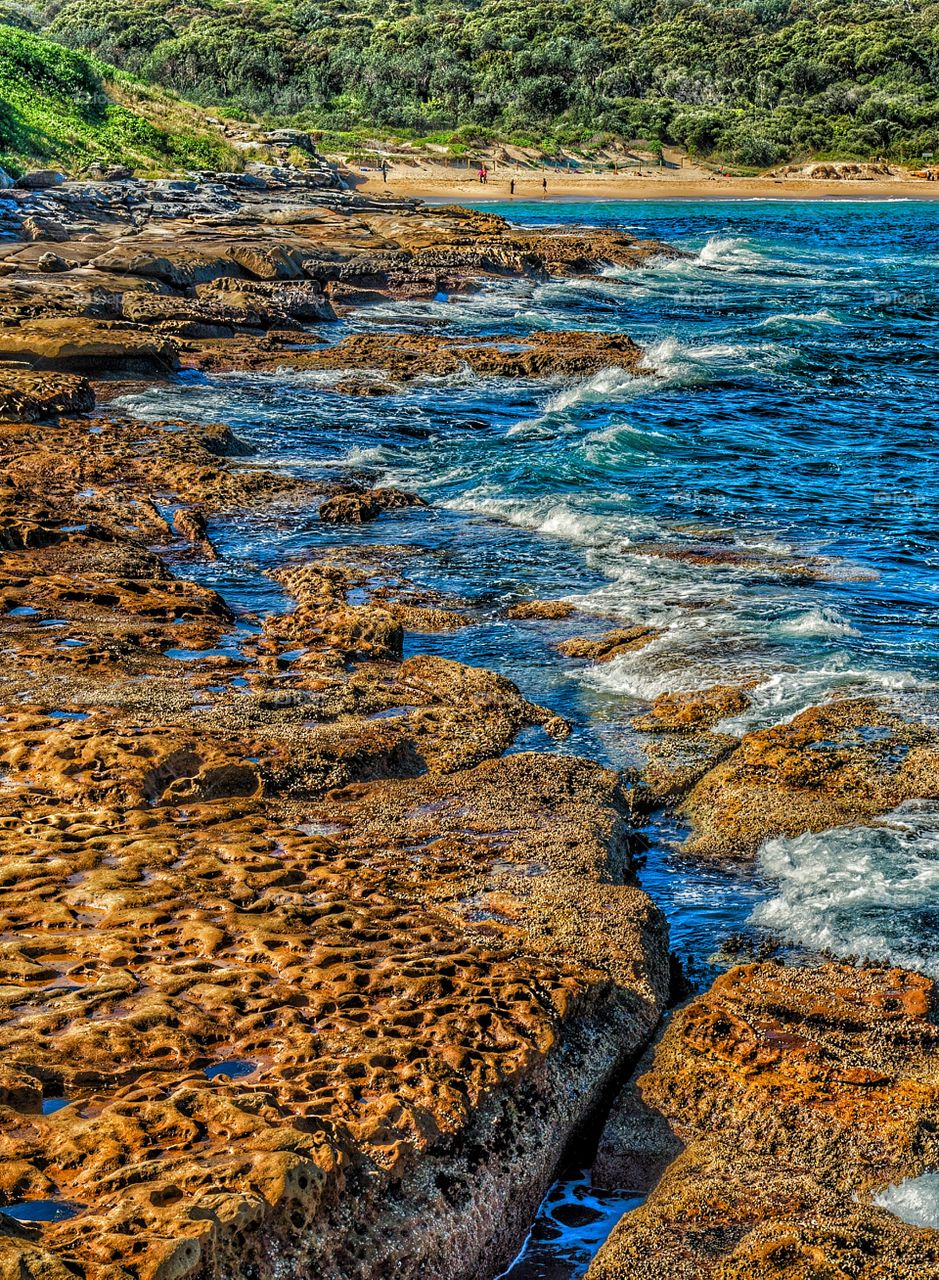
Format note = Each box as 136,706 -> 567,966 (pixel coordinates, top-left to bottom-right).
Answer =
640,334 -> 785,384
757,308 -> 843,329
581,420 -> 675,461
716,663 -> 924,735
544,365 -> 644,414
506,366 -> 652,438
777,607 -> 860,638
874,1174 -> 939,1228
697,235 -> 765,272
455,492 -> 655,545
340,444 -> 393,466
751,803 -> 939,977
581,636 -> 713,701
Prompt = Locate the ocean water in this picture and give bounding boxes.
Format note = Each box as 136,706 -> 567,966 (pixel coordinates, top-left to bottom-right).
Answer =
117,198 -> 939,1276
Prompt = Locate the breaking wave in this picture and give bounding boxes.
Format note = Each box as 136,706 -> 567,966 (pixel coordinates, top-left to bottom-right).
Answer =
751,804 -> 939,977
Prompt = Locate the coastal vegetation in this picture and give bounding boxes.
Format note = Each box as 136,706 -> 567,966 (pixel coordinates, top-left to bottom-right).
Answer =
0,23 -> 241,174
7,0 -> 938,166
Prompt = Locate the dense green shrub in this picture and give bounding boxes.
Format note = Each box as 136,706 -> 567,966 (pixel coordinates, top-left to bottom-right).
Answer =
26,0 -> 939,161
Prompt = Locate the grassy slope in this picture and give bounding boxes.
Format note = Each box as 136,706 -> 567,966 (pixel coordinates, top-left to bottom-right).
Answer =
0,24 -> 242,175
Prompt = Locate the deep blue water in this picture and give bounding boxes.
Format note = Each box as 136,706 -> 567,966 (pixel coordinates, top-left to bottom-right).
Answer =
119,198 -> 939,1273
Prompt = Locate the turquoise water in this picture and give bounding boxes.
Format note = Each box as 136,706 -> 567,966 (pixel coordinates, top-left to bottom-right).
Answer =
119,199 -> 939,1273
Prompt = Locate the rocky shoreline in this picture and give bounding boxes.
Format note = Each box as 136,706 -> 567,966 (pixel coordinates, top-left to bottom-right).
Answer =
1,174 -> 938,1280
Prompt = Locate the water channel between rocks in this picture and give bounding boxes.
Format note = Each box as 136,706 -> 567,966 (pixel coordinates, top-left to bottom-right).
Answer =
117,196 -> 939,1277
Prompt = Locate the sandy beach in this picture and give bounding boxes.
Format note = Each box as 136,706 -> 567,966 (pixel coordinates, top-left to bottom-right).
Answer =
349,161 -> 939,202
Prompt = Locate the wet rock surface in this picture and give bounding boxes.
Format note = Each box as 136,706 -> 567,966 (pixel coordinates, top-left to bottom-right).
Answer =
0,180 -> 674,350
0,372 -> 94,422
557,626 -> 662,664
0,193 -> 673,1276
2,174 -> 936,1280
319,486 -> 429,525
280,330 -> 648,383
589,962 -> 939,1278
678,698 -> 939,859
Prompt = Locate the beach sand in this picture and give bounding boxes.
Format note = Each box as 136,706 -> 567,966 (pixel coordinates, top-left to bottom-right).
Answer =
349,160 -> 939,202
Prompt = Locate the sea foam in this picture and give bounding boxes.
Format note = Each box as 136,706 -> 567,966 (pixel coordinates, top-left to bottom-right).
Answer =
874,1175 -> 939,1229
751,803 -> 939,977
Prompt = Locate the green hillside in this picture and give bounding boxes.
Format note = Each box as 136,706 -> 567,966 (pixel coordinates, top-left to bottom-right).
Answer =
0,22 -> 242,175
19,0 -> 939,165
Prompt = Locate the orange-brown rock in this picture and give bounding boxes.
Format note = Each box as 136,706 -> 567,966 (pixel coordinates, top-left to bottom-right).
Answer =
628,684 -> 756,804
172,506 -> 218,559
0,181 -> 681,1280
507,599 -> 577,620
558,625 -> 661,663
0,413 -> 303,513
638,730 -> 740,807
403,206 -> 679,277
680,698 -> 939,859
282,330 -> 646,382
0,319 -> 180,374
632,683 -> 753,732
0,372 -> 94,422
0,743 -> 668,1280
318,486 -> 429,525
589,962 -> 939,1279
0,187 -> 675,345
196,277 -> 337,323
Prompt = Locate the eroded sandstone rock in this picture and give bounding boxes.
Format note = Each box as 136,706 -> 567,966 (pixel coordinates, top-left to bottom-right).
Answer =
0,181 -> 681,1280
680,698 -> 939,859
319,487 -> 429,524
0,319 -> 179,374
628,683 -> 756,804
507,599 -> 577,620
589,962 -> 939,1279
632,683 -> 753,732
283,330 -> 647,382
0,372 -> 94,422
558,625 -> 661,663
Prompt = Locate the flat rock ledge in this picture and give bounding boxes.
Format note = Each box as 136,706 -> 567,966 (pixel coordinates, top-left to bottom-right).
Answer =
589,961 -> 939,1279
0,401 -> 670,1280
0,179 -> 677,385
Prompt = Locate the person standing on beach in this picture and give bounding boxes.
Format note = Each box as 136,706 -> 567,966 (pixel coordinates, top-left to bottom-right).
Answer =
510,178 -> 515,196
542,176 -> 547,196
381,160 -> 388,183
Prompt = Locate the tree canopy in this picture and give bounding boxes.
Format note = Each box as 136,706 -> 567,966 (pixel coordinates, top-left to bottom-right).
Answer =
23,0 -> 939,161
